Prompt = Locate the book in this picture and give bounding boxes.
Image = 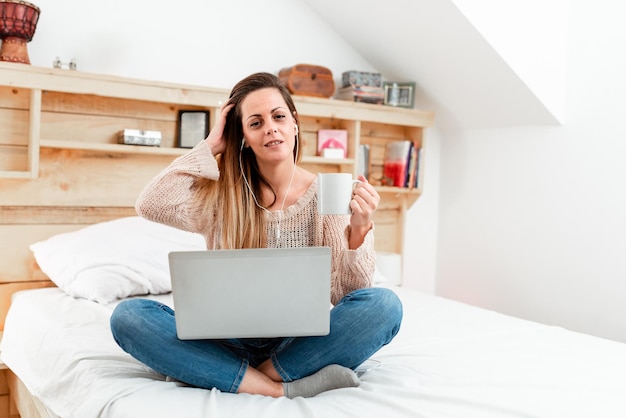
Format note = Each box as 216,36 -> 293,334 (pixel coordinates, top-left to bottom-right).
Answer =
357,144 -> 370,179
407,145 -> 420,189
335,85 -> 385,104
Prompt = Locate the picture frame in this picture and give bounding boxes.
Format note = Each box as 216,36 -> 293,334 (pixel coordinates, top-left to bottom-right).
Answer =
383,81 -> 416,108
177,110 -> 210,148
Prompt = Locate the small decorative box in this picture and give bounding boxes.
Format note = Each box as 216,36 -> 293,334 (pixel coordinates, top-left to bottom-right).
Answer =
341,71 -> 382,88
118,129 -> 162,147
278,64 -> 336,98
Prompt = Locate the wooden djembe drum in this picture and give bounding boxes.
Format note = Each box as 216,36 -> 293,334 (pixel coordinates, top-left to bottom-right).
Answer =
0,0 -> 40,64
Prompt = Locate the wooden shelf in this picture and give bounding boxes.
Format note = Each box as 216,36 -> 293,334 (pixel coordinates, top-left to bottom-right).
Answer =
38,139 -> 358,167
301,155 -> 355,165
0,62 -> 434,263
0,170 -> 33,180
39,139 -> 188,156
0,62 -> 229,107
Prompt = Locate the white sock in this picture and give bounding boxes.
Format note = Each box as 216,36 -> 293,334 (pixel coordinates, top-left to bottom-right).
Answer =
282,364 -> 360,398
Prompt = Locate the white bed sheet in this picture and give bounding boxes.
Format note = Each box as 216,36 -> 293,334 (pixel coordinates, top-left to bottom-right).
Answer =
2,286 -> 626,418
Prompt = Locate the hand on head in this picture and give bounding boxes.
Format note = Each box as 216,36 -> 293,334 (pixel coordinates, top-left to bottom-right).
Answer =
205,101 -> 234,156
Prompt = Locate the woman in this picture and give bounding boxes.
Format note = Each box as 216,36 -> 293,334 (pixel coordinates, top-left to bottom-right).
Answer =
110,72 -> 403,398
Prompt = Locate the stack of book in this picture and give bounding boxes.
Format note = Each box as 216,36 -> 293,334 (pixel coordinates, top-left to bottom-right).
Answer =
336,70 -> 385,104
382,140 -> 421,189
336,85 -> 385,104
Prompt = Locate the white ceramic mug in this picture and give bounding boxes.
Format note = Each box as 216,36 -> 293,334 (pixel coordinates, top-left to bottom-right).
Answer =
317,173 -> 361,215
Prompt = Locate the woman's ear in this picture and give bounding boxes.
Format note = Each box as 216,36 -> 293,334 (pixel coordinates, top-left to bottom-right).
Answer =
292,111 -> 299,135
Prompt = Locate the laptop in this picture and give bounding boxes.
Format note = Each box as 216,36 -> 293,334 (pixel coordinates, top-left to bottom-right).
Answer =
168,247 -> 331,340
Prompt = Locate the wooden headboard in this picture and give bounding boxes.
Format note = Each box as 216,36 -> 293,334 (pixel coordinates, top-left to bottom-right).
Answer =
0,63 -> 433,329
0,158 -> 169,328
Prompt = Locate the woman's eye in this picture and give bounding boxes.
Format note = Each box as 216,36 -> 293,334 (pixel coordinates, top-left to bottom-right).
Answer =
274,113 -> 286,120
249,120 -> 260,128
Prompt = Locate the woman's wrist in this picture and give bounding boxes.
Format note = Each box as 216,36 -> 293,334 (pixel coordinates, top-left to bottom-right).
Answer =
348,222 -> 372,250
204,139 -> 222,156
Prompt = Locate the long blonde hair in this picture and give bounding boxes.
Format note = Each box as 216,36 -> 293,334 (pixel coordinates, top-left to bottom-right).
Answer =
195,72 -> 303,249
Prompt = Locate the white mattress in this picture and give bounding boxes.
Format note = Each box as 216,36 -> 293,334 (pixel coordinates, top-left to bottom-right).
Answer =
2,286 -> 626,418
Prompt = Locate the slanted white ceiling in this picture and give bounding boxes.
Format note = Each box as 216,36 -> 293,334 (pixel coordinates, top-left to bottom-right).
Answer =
303,0 -> 566,129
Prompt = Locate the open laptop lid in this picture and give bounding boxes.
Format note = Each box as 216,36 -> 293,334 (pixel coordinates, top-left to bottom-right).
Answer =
168,247 -> 331,340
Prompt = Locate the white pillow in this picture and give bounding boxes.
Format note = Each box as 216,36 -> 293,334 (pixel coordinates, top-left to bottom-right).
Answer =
373,266 -> 388,284
30,217 -> 206,304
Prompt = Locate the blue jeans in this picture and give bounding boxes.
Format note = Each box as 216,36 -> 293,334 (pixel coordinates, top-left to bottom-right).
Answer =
110,287 -> 402,393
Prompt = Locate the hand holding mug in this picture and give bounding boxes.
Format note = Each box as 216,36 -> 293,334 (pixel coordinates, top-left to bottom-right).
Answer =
349,175 -> 379,231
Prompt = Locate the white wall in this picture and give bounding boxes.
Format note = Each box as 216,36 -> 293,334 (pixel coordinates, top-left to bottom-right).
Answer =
452,0 -> 570,123
402,128 -> 440,293
27,0 -> 376,89
436,0 -> 626,342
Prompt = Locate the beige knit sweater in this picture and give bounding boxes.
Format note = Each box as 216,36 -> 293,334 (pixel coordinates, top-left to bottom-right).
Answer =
135,141 -> 375,305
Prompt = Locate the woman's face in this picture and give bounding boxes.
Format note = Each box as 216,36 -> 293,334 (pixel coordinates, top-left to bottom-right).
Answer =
240,87 -> 297,166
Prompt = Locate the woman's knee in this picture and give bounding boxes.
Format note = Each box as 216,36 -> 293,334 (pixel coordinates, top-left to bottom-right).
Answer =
110,299 -> 139,341
343,287 -> 403,328
111,299 -> 143,328
110,299 -> 168,343
371,287 -> 403,330
336,287 -> 403,349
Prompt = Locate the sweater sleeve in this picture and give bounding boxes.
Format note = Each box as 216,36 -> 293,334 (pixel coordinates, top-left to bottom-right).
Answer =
322,214 -> 376,305
135,141 -> 219,234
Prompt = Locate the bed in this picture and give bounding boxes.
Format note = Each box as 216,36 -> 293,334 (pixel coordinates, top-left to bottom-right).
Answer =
1,218 -> 626,418
3,66 -> 623,418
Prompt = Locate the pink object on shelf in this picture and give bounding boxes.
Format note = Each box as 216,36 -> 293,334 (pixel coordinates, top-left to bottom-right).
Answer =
317,129 -> 348,158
